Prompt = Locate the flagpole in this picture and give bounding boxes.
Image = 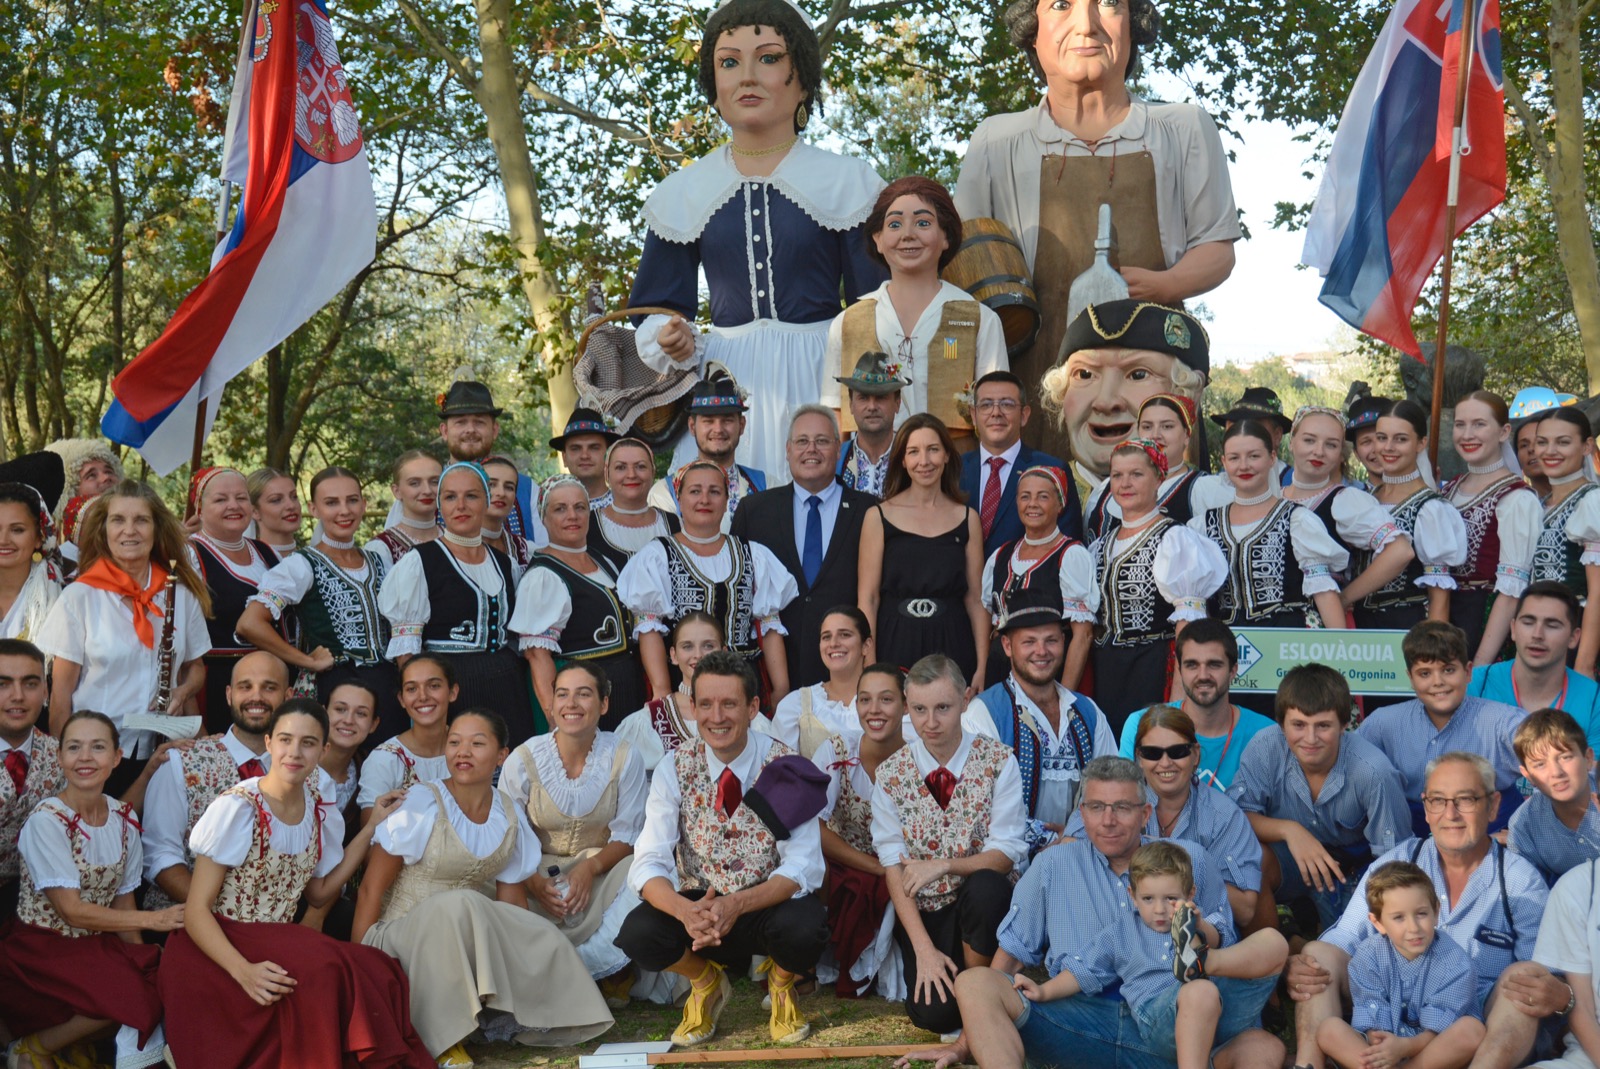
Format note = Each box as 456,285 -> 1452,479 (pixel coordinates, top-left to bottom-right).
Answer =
1427,0 -> 1480,473
186,0 -> 260,512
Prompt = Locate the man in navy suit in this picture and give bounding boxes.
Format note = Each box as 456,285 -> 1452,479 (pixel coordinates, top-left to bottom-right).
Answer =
732,405 -> 875,689
960,371 -> 1083,557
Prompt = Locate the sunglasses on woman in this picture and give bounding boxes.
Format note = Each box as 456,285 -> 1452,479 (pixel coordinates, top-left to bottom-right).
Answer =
1136,743 -> 1195,762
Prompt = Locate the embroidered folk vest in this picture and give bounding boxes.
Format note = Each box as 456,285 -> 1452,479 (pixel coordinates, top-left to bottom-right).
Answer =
0,730 -> 63,881
1094,516 -> 1177,647
526,556 -> 630,659
656,536 -> 758,653
212,782 -> 325,925
415,540 -> 516,653
1204,500 -> 1307,624
16,799 -> 139,937
517,740 -> 629,859
143,738 -> 245,911
192,538 -> 282,654
673,738 -> 792,895
295,547 -> 389,664
876,736 -> 1014,911
1358,488 -> 1438,611
1446,473 -> 1527,588
822,735 -> 876,856
1533,485 -> 1597,591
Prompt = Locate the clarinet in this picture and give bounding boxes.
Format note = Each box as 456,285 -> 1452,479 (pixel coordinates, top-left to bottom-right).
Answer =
153,559 -> 179,713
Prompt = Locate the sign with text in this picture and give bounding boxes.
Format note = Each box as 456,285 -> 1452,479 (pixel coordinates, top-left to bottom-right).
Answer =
1231,628 -> 1412,696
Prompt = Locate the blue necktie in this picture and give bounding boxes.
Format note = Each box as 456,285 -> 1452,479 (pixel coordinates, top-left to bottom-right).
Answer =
802,495 -> 823,587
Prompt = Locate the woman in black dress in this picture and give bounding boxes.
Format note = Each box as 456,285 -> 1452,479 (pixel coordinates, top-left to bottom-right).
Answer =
857,413 -> 987,692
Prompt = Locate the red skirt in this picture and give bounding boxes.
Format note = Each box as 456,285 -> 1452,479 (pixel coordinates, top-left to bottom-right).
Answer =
159,918 -> 434,1069
824,860 -> 891,998
0,919 -> 162,1042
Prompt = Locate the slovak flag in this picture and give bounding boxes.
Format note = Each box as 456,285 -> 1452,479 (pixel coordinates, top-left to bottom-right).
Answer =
1301,0 -> 1506,356
102,0 -> 375,473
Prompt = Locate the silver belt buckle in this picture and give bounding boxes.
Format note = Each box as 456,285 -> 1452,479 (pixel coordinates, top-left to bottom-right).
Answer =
904,598 -> 938,619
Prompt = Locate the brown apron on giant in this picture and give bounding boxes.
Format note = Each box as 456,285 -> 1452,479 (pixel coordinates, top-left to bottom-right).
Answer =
1021,148 -> 1167,467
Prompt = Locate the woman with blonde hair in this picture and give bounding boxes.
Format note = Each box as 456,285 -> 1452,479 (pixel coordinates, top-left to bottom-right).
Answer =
36,481 -> 211,795
245,467 -> 301,558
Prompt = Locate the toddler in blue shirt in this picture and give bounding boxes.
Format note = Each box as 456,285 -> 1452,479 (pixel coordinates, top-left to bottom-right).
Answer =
1013,841 -> 1287,1069
1317,860 -> 1484,1069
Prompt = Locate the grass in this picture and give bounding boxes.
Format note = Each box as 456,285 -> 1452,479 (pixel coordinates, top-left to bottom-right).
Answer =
468,980 -> 944,1069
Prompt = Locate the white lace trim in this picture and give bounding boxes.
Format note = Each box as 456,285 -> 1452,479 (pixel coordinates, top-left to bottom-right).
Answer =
642,143 -> 883,244
529,732 -> 619,817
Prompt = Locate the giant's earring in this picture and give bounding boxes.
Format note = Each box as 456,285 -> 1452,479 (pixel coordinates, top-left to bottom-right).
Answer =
795,100 -> 810,131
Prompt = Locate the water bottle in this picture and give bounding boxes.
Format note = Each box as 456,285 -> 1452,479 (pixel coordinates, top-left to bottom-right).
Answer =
547,865 -> 577,928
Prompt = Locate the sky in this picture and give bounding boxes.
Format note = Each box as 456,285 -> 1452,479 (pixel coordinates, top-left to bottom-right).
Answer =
1190,115 -> 1355,367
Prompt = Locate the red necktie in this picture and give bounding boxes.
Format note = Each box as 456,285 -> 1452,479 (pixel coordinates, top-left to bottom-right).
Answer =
715,767 -> 742,818
980,456 -> 1006,541
239,758 -> 266,780
4,749 -> 27,795
926,767 -> 957,810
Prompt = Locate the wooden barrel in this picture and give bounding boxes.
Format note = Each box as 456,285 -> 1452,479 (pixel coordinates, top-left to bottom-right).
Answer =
941,218 -> 1039,356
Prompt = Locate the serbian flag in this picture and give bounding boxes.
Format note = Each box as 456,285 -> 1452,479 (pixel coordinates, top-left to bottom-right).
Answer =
1301,0 -> 1506,356
102,0 -> 375,473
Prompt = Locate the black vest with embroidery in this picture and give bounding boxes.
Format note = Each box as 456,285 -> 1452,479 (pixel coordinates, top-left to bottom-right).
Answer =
995,536 -> 1079,606
1358,488 -> 1438,612
526,555 -> 630,659
415,539 -> 516,653
295,547 -> 389,664
1309,487 -> 1361,563
1203,499 -> 1307,625
1158,469 -> 1201,527
657,536 -> 757,654
193,537 -> 281,653
1446,473 -> 1526,588
1533,484 -> 1596,591
1093,516 -> 1177,647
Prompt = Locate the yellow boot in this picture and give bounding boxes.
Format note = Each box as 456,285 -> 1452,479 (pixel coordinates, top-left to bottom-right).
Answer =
762,960 -> 812,1044
671,960 -> 731,1048
434,1042 -> 473,1068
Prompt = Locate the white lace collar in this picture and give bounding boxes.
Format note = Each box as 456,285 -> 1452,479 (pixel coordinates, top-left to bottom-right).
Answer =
643,142 -> 883,243
530,732 -> 619,817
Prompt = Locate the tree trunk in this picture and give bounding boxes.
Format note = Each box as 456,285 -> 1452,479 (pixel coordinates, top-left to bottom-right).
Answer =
1543,0 -> 1600,393
470,0 -> 573,433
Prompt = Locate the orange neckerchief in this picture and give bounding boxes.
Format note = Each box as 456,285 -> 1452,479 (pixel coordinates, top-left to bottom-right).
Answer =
74,558 -> 169,648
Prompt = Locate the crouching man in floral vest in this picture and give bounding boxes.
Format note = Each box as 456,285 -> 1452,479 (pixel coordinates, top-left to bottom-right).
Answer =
875,654 -> 1026,1039
615,650 -> 830,1049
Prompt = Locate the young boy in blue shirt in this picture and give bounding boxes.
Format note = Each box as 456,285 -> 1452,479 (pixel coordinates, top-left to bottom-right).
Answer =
1012,841 -> 1287,1069
1316,860 -> 1483,1069
1507,707 -> 1600,884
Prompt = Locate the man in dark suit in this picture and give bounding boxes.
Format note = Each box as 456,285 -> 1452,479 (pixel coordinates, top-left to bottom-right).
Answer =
731,404 -> 874,689
960,370 -> 1083,557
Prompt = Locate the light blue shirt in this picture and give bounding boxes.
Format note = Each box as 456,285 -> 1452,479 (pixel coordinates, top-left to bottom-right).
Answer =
1322,837 -> 1548,1006
1227,727 -> 1410,854
790,479 -> 843,562
1349,931 -> 1480,1037
1506,791 -> 1600,885
1066,780 -> 1263,892
997,835 -> 1234,983
1066,911 -> 1180,1012
1356,696 -> 1528,804
1470,661 -> 1600,754
1117,705 -> 1276,792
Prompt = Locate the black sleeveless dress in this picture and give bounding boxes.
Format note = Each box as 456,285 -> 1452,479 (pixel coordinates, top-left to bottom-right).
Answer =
875,507 -> 978,682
